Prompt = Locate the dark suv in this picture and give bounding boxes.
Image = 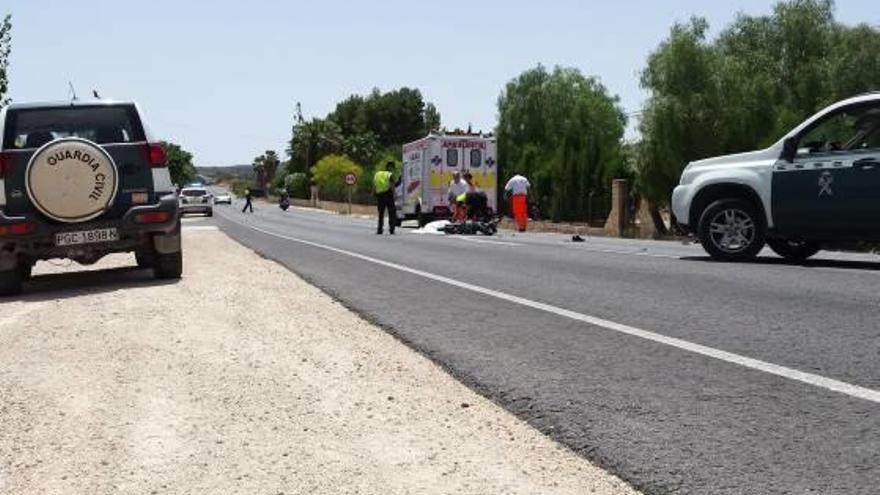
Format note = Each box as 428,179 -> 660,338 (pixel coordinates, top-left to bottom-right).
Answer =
0,100 -> 182,295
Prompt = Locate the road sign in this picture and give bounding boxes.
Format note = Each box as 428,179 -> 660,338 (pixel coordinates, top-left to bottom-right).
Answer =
344,172 -> 358,215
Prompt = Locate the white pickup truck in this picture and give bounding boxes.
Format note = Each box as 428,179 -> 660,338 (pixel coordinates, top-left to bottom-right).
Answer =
672,92 -> 880,261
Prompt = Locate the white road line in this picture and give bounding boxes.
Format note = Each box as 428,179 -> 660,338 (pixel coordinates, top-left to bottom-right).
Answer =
456,237 -> 524,247
183,225 -> 219,231
220,214 -> 880,405
567,245 -> 684,260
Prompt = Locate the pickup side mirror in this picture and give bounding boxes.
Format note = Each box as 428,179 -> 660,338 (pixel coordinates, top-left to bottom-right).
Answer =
781,137 -> 798,163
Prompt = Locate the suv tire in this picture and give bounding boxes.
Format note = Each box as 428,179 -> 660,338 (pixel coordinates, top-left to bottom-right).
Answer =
135,248 -> 156,268
767,239 -> 821,261
153,251 -> 182,280
19,262 -> 33,281
0,268 -> 23,297
698,198 -> 766,262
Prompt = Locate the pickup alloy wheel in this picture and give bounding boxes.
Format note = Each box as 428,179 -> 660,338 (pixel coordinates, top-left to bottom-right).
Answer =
698,198 -> 766,262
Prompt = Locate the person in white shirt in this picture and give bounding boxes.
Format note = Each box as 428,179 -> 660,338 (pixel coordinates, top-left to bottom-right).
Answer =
447,171 -> 469,218
504,174 -> 531,231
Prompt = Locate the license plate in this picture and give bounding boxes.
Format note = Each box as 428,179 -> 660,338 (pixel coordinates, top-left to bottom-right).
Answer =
55,228 -> 120,246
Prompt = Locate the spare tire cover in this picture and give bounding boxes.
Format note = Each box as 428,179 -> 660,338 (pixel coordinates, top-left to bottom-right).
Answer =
26,138 -> 119,223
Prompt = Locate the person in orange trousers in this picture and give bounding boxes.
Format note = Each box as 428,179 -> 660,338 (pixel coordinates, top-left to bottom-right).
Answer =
504,174 -> 531,232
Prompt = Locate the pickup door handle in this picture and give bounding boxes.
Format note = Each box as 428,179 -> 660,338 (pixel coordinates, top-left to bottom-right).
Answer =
854,158 -> 879,169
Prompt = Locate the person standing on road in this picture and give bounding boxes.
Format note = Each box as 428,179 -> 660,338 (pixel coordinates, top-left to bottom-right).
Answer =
374,161 -> 400,235
504,174 -> 531,232
242,188 -> 254,214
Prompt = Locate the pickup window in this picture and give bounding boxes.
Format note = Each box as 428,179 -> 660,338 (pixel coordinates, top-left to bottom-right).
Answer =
3,105 -> 146,150
798,105 -> 880,156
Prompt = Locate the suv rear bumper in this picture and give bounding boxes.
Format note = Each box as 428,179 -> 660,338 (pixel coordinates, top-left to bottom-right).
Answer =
0,194 -> 180,259
180,203 -> 212,214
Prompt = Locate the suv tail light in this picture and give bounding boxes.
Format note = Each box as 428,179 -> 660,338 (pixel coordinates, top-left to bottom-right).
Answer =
134,211 -> 171,224
0,222 -> 34,236
146,143 -> 168,168
0,151 -> 14,177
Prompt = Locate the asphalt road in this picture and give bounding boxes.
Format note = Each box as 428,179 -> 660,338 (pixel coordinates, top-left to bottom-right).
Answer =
212,198 -> 880,495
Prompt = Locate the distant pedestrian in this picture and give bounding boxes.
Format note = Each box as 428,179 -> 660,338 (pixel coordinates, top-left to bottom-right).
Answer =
504,174 -> 531,232
242,188 -> 254,213
374,161 -> 400,235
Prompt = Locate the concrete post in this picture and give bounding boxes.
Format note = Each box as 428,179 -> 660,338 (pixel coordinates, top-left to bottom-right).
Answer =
310,185 -> 319,207
604,179 -> 629,237
637,197 -> 658,239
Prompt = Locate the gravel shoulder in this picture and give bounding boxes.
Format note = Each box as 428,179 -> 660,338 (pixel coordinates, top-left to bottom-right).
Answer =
0,228 -> 639,495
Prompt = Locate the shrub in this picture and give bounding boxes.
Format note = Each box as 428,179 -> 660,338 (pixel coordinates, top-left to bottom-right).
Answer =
311,155 -> 363,201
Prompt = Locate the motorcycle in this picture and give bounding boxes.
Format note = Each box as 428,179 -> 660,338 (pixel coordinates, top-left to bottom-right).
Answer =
279,196 -> 290,211
441,191 -> 499,236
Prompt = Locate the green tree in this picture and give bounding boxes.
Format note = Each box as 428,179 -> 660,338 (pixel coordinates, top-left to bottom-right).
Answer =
0,14 -> 11,108
160,141 -> 196,186
424,103 -> 441,133
310,154 -> 363,201
636,17 -> 722,218
286,90 -> 441,183
282,172 -> 309,198
342,132 -> 382,169
827,23 -> 880,101
497,65 -> 626,221
286,114 -> 344,176
327,87 -> 440,147
253,150 -> 281,191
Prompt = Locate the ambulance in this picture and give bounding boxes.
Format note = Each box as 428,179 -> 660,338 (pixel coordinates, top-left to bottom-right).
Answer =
397,132 -> 498,226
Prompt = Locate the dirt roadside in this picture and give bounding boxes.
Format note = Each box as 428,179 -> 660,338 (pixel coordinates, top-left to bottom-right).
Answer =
0,227 -> 639,495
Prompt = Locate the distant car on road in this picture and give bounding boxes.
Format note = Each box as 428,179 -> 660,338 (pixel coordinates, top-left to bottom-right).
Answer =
213,192 -> 232,205
673,92 -> 880,262
179,186 -> 213,216
0,100 -> 183,295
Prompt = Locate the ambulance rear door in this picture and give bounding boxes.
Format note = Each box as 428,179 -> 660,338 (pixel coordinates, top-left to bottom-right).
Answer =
400,139 -> 428,217
428,138 -> 453,216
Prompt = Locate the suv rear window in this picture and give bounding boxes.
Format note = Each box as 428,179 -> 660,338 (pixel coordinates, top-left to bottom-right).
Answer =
3,105 -> 146,150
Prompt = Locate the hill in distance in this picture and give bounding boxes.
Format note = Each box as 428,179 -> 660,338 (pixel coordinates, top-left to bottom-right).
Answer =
197,165 -> 254,181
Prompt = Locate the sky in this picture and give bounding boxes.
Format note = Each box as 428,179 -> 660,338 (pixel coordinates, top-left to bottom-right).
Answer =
4,0 -> 877,165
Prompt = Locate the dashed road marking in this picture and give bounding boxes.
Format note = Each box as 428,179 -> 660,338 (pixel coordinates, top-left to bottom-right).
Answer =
219,213 -> 880,406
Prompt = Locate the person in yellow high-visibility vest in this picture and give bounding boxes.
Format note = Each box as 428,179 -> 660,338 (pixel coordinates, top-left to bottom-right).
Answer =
373,161 -> 401,235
